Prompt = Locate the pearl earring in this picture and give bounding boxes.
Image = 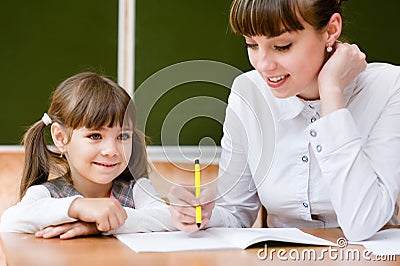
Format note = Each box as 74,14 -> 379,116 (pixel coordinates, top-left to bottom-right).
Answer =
326,44 -> 333,53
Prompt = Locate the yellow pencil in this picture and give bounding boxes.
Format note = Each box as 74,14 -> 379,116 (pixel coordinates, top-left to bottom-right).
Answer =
195,158 -> 202,228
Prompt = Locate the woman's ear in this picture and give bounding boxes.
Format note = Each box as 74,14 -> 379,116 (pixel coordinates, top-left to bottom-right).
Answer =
325,13 -> 342,45
51,122 -> 68,153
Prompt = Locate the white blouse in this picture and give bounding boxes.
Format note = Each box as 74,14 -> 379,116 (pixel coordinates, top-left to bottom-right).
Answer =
0,178 -> 176,234
208,63 -> 400,241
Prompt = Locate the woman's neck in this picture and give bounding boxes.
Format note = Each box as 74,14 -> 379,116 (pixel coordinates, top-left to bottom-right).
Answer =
297,80 -> 320,101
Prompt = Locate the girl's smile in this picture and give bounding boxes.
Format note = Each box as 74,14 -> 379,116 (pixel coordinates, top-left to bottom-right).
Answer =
93,161 -> 119,168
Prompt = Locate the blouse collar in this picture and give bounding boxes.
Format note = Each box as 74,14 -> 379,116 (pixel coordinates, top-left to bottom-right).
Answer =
276,79 -> 357,121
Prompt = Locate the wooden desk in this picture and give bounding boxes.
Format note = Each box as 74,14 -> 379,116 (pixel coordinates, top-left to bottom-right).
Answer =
1,228 -> 398,266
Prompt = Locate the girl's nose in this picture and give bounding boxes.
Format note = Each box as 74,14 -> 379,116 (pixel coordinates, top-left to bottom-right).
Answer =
100,140 -> 118,157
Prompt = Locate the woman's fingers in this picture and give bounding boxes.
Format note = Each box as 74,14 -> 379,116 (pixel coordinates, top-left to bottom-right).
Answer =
168,183 -> 217,232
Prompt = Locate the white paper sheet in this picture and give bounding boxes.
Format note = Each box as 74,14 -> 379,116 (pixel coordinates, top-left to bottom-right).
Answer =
350,228 -> 400,255
115,227 -> 337,253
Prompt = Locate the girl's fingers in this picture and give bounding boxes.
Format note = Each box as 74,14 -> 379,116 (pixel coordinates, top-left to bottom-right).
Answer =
96,217 -> 110,232
37,225 -> 68,239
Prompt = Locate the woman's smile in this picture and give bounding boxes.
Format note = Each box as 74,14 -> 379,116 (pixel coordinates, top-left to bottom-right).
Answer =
266,74 -> 290,88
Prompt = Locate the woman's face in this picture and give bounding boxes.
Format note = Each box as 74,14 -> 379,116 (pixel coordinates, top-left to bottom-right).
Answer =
245,21 -> 327,100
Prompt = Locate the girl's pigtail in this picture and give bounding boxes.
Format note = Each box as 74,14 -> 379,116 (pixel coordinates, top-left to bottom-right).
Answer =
19,120 -> 54,199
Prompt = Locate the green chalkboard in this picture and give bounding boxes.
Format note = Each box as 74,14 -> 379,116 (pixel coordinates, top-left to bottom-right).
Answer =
343,1 -> 400,64
134,0 -> 251,146
1,0 -> 399,145
0,0 -> 118,144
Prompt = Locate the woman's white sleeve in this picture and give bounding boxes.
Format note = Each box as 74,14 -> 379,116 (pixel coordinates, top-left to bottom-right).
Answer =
310,104 -> 400,241
206,76 -> 262,228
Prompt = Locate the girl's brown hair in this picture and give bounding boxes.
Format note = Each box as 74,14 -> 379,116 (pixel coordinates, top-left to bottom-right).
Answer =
19,72 -> 148,199
229,0 -> 346,38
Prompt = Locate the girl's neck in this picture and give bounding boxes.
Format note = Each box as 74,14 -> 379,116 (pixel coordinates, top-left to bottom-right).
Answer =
70,177 -> 113,198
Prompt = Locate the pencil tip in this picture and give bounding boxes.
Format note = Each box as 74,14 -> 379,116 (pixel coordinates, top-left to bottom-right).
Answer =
195,158 -> 199,164
197,223 -> 201,228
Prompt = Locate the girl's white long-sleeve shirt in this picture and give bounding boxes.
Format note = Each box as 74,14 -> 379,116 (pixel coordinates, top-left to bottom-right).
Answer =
0,178 -> 176,233
207,63 -> 400,241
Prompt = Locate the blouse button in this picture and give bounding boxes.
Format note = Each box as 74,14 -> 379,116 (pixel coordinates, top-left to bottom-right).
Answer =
310,129 -> 317,137
302,202 -> 309,208
316,145 -> 322,152
310,117 -> 316,123
301,155 -> 308,163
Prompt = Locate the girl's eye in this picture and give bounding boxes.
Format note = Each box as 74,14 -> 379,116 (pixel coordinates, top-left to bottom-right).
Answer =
274,43 -> 292,51
118,133 -> 131,141
245,43 -> 258,50
88,133 -> 102,140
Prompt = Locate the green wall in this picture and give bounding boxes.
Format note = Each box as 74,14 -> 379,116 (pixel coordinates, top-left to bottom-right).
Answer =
0,0 -> 118,144
343,1 -> 399,64
1,0 -> 399,145
134,0 -> 250,146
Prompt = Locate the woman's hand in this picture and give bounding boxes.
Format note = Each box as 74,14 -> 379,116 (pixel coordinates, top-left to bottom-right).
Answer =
318,42 -> 367,115
35,221 -> 100,239
167,184 -> 216,233
68,198 -> 127,232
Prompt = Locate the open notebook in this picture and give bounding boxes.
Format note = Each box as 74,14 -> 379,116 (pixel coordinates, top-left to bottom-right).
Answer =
115,227 -> 337,253
350,228 -> 400,255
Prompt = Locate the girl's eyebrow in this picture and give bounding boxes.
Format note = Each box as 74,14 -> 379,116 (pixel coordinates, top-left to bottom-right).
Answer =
86,127 -> 104,131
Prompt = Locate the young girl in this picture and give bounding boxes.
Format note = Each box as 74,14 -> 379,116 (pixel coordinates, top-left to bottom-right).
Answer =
169,0 -> 400,241
0,72 -> 175,239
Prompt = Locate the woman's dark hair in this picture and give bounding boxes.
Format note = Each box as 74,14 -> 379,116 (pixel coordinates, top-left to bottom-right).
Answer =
230,0 -> 347,37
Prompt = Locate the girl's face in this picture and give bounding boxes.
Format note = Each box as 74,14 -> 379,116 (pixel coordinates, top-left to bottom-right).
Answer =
65,126 -> 133,195
245,21 -> 327,100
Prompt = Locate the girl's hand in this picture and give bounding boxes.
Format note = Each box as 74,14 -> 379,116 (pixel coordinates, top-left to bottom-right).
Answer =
318,42 -> 367,115
167,184 -> 216,233
68,198 -> 127,232
35,221 -> 100,239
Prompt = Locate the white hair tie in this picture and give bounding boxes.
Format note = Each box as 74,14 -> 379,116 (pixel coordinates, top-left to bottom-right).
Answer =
41,113 -> 53,126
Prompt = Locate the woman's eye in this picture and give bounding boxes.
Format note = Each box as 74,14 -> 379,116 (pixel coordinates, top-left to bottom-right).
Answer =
118,133 -> 130,141
274,43 -> 292,51
245,43 -> 258,50
88,133 -> 101,140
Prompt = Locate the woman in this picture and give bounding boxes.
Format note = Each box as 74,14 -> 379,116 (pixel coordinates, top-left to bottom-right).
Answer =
169,0 -> 400,241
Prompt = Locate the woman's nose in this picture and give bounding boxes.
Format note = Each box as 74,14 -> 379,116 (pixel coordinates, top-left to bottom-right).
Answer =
256,53 -> 277,72
250,47 -> 278,73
